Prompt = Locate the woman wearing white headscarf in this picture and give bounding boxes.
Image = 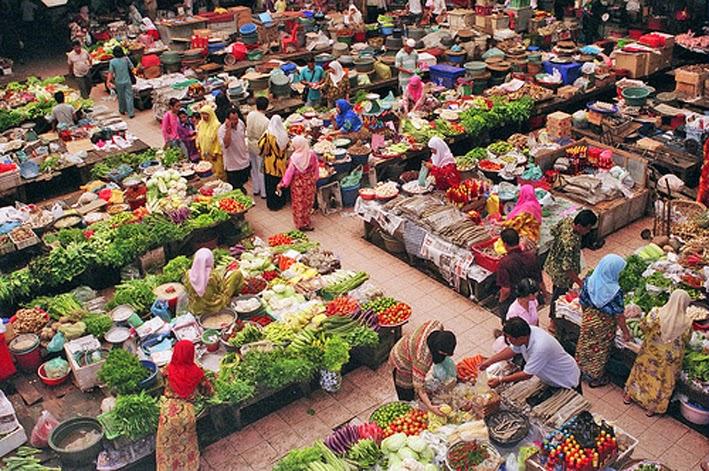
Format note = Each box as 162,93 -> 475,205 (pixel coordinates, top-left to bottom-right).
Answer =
258,115 -> 290,210
425,136 -> 460,191
624,289 -> 693,416
183,248 -> 243,315
323,61 -> 350,108
278,136 -> 319,231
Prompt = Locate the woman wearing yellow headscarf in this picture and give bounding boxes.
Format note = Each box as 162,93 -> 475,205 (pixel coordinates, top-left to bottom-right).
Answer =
196,105 -> 224,180
623,289 -> 693,416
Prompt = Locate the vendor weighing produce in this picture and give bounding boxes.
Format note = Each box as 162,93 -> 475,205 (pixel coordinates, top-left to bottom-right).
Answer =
480,318 -> 582,392
389,320 -> 456,415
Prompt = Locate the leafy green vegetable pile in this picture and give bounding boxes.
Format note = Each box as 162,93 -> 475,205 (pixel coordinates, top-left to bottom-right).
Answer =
460,96 -> 534,138
683,350 -> 709,382
106,392 -> 160,440
97,349 -> 150,395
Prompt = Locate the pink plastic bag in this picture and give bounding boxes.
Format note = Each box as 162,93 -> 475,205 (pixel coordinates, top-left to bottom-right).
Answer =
30,410 -> 60,448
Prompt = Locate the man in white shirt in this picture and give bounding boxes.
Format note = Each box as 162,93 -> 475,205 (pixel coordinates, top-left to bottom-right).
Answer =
395,39 -> 419,93
219,107 -> 251,193
479,317 -> 582,391
67,41 -> 93,99
51,91 -> 76,130
246,97 -> 270,199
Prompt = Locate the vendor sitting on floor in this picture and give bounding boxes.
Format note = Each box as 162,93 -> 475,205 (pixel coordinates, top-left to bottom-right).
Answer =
51,91 -> 76,130
333,98 -> 363,133
183,247 -> 243,315
425,136 -> 460,191
502,184 -> 542,246
480,317 -> 582,392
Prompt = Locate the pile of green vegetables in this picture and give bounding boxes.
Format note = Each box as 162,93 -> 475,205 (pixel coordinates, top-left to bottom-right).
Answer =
1,446 -> 59,471
97,349 -> 150,395
683,350 -> 709,382
103,392 -> 160,440
90,149 -> 157,180
460,96 -> 534,138
0,189 -> 253,308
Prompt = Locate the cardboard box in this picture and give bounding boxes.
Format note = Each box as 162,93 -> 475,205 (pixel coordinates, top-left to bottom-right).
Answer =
614,51 -> 648,78
487,14 -> 509,32
675,67 -> 708,86
675,81 -> 702,98
557,85 -> 579,100
645,44 -> 673,75
475,14 -> 487,29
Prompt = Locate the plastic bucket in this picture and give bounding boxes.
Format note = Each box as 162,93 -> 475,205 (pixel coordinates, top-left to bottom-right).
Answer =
332,158 -> 352,175
341,183 -> 361,207
9,334 -> 41,373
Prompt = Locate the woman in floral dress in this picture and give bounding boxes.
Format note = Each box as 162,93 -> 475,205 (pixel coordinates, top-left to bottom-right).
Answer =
624,289 -> 693,416
156,340 -> 213,471
277,136 -> 319,231
322,61 -> 350,108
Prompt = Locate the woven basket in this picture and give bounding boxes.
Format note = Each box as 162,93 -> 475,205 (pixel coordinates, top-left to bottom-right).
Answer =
671,199 -> 706,221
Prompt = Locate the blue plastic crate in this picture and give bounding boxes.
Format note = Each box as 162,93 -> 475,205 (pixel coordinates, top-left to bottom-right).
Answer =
429,64 -> 465,88
542,61 -> 582,85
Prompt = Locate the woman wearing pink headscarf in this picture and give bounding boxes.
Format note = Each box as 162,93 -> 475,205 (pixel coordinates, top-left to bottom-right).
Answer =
183,248 -> 243,315
426,136 -> 460,191
503,184 -> 543,245
278,136 -> 319,231
402,75 -> 425,113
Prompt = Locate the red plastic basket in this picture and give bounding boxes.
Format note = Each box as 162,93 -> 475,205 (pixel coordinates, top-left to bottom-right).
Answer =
471,237 -> 503,272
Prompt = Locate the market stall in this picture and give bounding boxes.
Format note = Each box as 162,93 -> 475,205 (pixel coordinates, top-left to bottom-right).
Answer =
274,357 -> 644,471
2,230 -> 404,468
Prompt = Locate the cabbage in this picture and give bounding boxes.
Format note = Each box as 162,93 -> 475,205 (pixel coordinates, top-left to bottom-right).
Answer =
397,447 -> 418,461
419,447 -> 434,463
423,464 -> 437,471
406,436 -> 427,454
387,454 -> 402,468
382,433 -> 407,453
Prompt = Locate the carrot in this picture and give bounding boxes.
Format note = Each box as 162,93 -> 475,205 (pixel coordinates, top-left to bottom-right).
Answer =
456,355 -> 486,382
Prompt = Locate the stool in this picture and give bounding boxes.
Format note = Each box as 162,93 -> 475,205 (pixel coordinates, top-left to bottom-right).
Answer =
316,181 -> 343,215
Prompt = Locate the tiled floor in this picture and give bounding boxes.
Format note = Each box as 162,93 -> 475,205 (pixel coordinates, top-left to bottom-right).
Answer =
17,62 -> 709,470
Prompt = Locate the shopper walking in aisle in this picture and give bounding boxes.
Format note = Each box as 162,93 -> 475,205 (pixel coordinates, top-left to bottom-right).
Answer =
156,340 -> 213,471
67,41 -> 93,99
277,136 -> 319,231
624,289 -> 693,416
161,98 -> 181,148
219,107 -> 251,194
196,105 -> 224,180
543,209 -> 597,330
389,320 -> 455,415
107,47 -> 135,119
395,39 -> 419,93
246,97 -> 269,199
426,136 -> 460,191
322,61 -> 350,108
177,109 -> 199,162
259,115 -> 289,210
496,228 -> 546,319
576,254 -> 631,388
480,318 -> 582,391
503,184 -> 542,246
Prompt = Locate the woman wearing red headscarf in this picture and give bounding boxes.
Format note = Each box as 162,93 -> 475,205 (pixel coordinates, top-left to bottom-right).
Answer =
402,75 -> 426,114
156,340 -> 213,471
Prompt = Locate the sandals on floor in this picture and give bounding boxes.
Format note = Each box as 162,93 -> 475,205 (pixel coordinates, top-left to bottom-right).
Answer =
588,377 -> 610,388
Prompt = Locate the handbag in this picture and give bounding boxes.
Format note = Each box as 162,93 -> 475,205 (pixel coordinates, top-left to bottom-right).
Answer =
126,57 -> 137,85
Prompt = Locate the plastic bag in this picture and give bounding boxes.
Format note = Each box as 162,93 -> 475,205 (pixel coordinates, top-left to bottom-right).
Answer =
46,331 -> 65,353
30,410 -> 60,448
44,358 -> 69,378
151,299 -> 171,322
505,453 -> 519,471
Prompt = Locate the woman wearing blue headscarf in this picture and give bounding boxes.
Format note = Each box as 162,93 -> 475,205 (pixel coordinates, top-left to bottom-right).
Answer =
576,254 -> 632,387
333,99 -> 363,133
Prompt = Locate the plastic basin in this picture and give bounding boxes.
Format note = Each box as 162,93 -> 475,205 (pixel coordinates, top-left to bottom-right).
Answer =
621,87 -> 650,106
679,397 -> 709,425
37,362 -> 70,387
138,360 -> 158,390
49,417 -> 104,467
